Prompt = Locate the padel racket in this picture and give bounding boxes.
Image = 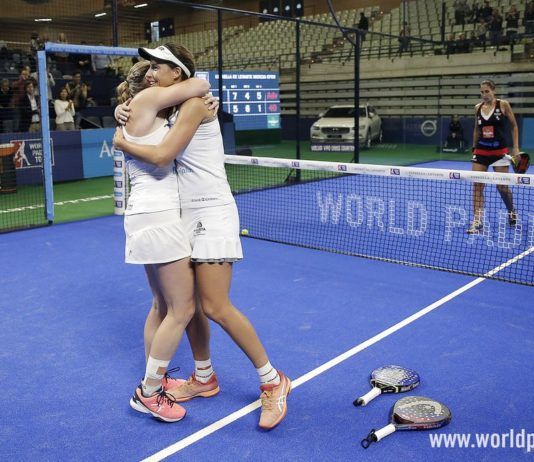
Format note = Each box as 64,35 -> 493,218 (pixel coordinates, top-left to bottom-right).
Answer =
361,396 -> 451,448
353,365 -> 420,406
505,152 -> 530,174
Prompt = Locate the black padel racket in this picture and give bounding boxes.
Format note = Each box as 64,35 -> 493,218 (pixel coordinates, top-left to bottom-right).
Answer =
361,396 -> 452,448
353,365 -> 420,406
505,152 -> 530,174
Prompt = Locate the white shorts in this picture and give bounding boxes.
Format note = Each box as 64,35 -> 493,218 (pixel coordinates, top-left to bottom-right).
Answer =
181,202 -> 243,263
124,209 -> 191,264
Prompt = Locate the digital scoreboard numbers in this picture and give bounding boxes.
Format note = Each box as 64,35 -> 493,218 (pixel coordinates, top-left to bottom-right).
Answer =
196,71 -> 280,131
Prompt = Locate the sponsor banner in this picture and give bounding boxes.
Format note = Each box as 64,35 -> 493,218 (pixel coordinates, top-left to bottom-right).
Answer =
0,131 -> 83,185
310,143 -> 355,152
380,117 -> 477,146
522,118 -> 534,149
80,128 -> 116,178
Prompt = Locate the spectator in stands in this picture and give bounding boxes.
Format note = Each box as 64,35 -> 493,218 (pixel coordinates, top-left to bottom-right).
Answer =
0,79 -> 14,133
54,87 -> 75,131
66,71 -> 88,128
471,3 -> 482,23
30,69 -> 55,103
525,2 -> 534,34
92,42 -> 114,76
18,80 -> 40,133
398,22 -> 411,56
446,33 -> 457,55
453,0 -> 469,25
456,33 -> 471,53
54,32 -> 70,74
505,5 -> 520,45
0,41 -> 9,62
481,1 -> 493,22
29,32 -> 43,72
30,32 -> 43,54
76,41 -> 92,76
11,66 -> 31,131
475,18 -> 488,49
445,114 -> 465,151
357,12 -> 369,42
488,9 -> 504,46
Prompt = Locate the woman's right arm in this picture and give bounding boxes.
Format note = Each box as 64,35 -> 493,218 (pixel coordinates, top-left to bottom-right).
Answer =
114,78 -> 210,124
113,97 -> 210,167
149,77 -> 210,111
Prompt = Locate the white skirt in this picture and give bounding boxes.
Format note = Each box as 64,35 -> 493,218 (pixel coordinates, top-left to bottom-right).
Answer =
124,209 -> 191,264
181,201 -> 243,263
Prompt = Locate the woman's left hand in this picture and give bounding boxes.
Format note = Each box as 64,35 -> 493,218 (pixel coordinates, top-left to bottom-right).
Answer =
203,92 -> 219,115
512,147 -> 520,161
113,127 -> 125,150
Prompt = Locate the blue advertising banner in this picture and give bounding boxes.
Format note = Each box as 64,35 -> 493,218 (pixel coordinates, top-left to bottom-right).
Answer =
522,118 -> 534,149
51,131 -> 83,182
80,128 -> 115,178
1,131 -> 83,185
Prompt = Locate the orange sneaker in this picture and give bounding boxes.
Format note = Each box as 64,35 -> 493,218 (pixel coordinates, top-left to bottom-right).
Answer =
258,371 -> 291,430
167,373 -> 220,403
129,385 -> 186,422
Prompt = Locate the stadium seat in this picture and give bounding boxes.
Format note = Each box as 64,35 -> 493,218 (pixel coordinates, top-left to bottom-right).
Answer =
102,116 -> 117,128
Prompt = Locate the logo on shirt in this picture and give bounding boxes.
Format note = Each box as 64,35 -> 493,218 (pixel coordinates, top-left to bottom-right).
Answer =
194,221 -> 206,236
482,126 -> 494,138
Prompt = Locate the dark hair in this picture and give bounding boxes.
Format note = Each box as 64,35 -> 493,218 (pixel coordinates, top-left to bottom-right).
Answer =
157,43 -> 196,79
23,80 -> 34,90
56,86 -> 69,99
480,79 -> 496,90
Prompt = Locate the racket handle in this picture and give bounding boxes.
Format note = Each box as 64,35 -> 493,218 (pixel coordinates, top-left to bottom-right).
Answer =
374,424 -> 397,442
354,386 -> 382,406
361,424 -> 396,448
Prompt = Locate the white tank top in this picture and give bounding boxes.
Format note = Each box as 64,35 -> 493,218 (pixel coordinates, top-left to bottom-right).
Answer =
122,121 -> 180,215
171,113 -> 234,209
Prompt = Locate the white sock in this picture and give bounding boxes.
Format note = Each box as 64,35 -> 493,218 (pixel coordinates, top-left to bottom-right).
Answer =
194,359 -> 214,383
257,361 -> 280,386
142,356 -> 170,396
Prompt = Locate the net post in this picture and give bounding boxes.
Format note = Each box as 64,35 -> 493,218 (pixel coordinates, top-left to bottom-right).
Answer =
353,30 -> 361,164
37,49 -> 54,223
295,18 -> 301,182
113,149 -> 127,215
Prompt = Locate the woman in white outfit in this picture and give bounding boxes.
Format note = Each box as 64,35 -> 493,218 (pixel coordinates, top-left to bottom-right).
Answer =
113,44 -> 290,430
115,58 -> 213,423
53,87 -> 75,131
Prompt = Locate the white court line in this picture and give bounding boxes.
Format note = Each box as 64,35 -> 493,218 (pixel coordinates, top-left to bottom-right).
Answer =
142,246 -> 534,462
0,195 -> 112,214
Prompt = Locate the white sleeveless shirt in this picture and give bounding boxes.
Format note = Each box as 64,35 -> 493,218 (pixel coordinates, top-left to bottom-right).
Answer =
122,121 -> 180,215
170,112 -> 234,209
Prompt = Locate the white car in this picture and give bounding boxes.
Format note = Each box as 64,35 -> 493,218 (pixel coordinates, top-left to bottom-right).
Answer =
310,104 -> 382,148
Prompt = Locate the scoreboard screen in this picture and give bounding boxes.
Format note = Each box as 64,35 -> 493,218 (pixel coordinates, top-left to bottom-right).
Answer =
196,71 -> 280,131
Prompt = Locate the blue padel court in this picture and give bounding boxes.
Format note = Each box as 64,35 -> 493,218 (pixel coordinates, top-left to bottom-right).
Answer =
1,206 -> 533,461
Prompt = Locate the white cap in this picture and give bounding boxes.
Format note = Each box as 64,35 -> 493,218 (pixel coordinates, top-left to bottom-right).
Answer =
138,45 -> 191,78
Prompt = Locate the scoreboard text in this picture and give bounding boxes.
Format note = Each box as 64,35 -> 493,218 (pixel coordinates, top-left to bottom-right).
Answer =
197,71 -> 280,131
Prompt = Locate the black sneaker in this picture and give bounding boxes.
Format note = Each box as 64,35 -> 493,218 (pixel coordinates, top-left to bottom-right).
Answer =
466,221 -> 483,234
508,211 -> 518,226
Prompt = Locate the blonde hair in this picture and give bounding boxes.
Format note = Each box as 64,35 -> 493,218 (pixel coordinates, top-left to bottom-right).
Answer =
116,60 -> 150,104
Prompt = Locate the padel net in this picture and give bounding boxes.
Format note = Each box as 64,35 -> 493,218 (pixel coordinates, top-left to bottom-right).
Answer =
219,156 -> 534,286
